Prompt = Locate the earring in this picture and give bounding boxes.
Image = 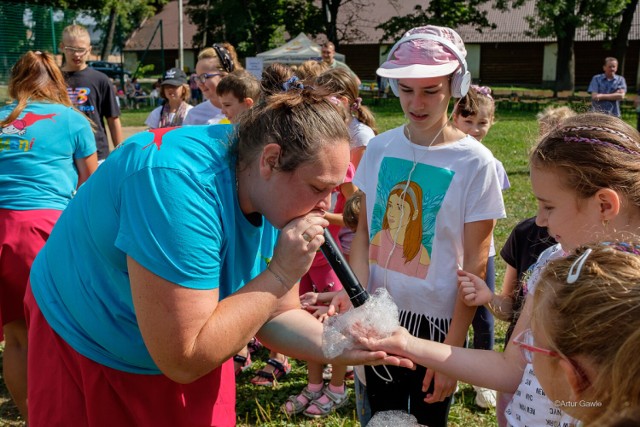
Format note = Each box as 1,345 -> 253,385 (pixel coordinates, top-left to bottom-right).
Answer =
602,219 -> 610,230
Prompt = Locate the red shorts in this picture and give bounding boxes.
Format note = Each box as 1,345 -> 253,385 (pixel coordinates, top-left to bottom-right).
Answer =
24,285 -> 236,427
0,208 -> 60,326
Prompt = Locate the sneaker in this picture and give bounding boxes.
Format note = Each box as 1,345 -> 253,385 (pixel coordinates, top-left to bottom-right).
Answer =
474,386 -> 497,408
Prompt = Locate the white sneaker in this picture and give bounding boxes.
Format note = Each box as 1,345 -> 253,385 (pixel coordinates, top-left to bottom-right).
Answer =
474,386 -> 496,408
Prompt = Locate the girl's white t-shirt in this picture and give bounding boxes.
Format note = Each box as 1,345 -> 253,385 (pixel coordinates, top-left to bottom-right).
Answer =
354,126 -> 506,327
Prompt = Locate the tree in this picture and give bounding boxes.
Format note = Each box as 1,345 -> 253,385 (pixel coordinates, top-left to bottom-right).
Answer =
611,0 -> 639,75
25,0 -> 167,59
376,0 -> 496,43
497,0 -> 631,93
186,0 -> 324,57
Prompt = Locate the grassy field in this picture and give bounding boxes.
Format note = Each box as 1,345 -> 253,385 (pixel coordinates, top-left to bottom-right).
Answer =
0,101 -> 551,426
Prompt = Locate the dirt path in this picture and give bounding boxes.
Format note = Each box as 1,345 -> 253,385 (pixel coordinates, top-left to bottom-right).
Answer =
122,126 -> 148,140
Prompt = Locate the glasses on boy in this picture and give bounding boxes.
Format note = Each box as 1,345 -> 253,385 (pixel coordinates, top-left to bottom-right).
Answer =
63,46 -> 89,56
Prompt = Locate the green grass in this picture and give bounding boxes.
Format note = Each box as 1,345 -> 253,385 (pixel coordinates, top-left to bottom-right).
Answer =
0,101 -> 557,427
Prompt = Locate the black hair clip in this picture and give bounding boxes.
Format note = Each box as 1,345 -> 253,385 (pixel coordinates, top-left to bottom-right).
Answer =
212,44 -> 235,73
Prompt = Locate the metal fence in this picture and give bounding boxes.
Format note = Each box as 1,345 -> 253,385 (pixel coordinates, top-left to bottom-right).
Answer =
0,2 -> 94,86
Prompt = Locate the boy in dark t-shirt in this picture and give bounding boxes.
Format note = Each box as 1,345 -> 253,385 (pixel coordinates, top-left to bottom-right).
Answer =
60,24 -> 122,162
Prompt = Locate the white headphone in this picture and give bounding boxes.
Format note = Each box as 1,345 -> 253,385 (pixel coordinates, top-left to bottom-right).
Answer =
385,33 -> 471,99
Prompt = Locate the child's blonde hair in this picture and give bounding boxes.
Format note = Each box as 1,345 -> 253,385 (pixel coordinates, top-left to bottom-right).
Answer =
533,242 -> 640,426
294,60 -> 329,84
62,24 -> 90,41
536,106 -> 576,136
454,85 -> 494,119
315,68 -> 378,134
197,43 -> 243,72
529,112 -> 640,206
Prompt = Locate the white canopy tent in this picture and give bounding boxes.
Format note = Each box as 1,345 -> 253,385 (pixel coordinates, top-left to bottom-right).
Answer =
256,33 -> 345,65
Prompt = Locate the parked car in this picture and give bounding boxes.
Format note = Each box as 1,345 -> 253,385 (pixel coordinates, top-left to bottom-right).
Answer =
87,61 -> 132,79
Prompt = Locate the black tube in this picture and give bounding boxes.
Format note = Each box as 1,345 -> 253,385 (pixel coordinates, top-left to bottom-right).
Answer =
320,228 -> 370,307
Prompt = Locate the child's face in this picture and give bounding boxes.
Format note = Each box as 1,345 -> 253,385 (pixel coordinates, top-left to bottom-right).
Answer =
531,167 -> 604,251
453,110 -> 494,142
195,58 -> 224,107
397,76 -> 451,133
61,35 -> 91,71
163,85 -> 184,102
219,92 -> 251,123
530,323 -> 579,417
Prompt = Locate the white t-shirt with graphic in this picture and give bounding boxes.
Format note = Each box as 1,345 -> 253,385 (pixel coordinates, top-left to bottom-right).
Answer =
353,126 -> 505,333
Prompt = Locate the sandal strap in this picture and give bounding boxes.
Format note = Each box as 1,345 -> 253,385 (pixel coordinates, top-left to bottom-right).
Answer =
304,388 -> 349,416
265,357 -> 290,375
300,386 -> 324,401
283,387 -> 324,414
233,354 -> 248,364
321,387 -> 349,405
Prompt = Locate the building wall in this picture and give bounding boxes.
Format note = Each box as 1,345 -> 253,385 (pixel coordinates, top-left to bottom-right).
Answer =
339,44 -> 385,81
478,42 -> 544,85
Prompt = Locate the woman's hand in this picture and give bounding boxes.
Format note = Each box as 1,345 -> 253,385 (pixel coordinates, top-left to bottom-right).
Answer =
269,212 -> 329,289
457,270 -> 494,307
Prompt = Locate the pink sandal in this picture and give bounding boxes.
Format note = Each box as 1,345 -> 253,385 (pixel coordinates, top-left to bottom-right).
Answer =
233,353 -> 252,375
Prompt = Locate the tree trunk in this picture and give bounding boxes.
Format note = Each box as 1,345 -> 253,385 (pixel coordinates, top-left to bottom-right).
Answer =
322,0 -> 341,47
612,0 -> 638,75
101,6 -> 117,60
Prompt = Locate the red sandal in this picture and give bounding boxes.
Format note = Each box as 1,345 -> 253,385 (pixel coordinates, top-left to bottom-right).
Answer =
250,357 -> 291,386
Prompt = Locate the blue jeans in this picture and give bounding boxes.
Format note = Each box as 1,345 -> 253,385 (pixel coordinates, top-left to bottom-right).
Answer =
355,373 -> 372,426
472,255 -> 495,350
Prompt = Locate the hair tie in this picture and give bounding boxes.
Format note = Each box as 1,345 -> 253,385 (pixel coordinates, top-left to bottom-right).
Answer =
563,135 -> 640,156
351,97 -> 362,111
212,44 -> 235,73
471,85 -> 493,100
600,241 -> 640,256
282,76 -> 304,91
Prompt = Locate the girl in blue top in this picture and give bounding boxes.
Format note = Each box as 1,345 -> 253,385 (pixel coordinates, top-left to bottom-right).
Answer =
0,50 -> 97,422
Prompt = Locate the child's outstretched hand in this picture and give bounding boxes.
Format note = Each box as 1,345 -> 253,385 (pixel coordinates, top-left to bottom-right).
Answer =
305,304 -> 330,322
356,326 -> 412,357
457,270 -> 494,306
300,291 -> 320,308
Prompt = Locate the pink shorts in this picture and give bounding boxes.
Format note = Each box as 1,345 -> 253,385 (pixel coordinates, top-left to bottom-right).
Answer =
24,285 -> 236,427
0,208 -> 60,326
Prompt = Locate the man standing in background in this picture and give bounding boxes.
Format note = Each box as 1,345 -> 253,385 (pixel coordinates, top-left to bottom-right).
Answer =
321,42 -> 361,86
588,57 -> 627,117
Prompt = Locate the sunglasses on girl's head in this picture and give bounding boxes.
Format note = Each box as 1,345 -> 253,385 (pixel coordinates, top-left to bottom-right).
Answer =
196,73 -> 222,84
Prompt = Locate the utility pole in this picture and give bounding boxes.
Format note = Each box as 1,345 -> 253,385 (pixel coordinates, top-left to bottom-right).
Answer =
178,0 -> 184,70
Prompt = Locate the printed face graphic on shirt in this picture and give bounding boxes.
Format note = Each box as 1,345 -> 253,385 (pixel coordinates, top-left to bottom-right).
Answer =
0,112 -> 56,141
369,157 -> 454,279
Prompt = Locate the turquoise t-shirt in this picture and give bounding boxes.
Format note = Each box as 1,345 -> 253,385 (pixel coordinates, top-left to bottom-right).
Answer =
30,124 -> 278,374
0,102 -> 96,210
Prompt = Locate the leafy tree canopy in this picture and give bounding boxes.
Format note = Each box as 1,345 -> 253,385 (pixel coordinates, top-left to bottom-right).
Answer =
376,1 -> 497,43
186,0 -> 323,57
